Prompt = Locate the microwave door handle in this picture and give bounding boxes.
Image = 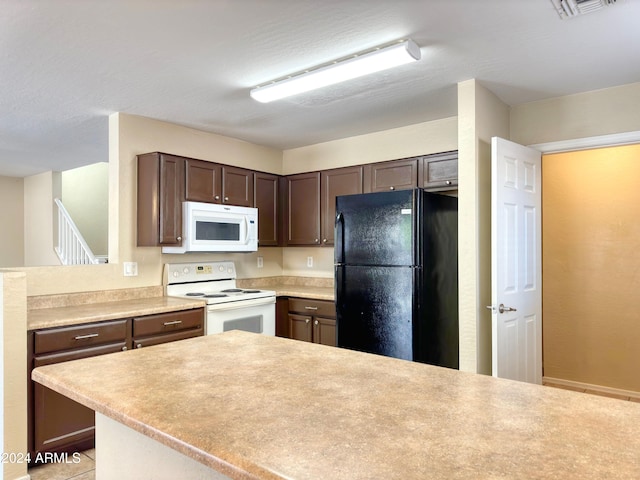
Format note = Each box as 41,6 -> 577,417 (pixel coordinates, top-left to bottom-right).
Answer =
243,216 -> 250,244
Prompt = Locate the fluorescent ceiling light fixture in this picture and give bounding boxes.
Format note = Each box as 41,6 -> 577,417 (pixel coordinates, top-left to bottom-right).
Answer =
250,39 -> 421,103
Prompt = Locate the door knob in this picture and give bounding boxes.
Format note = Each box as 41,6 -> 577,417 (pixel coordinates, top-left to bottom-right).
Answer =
486,304 -> 517,314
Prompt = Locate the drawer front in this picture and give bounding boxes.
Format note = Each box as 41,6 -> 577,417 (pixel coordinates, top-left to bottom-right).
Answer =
34,319 -> 129,355
33,342 -> 128,367
132,308 -> 204,337
288,298 -> 336,318
133,328 -> 203,349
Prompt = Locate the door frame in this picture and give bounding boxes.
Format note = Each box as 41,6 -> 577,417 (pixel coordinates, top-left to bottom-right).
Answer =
509,130 -> 640,381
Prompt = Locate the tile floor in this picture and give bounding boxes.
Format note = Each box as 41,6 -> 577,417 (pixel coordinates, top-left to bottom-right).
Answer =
28,449 -> 95,480
27,384 -> 640,480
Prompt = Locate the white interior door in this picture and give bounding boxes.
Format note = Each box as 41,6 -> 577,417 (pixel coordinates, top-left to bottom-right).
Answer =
490,137 -> 542,384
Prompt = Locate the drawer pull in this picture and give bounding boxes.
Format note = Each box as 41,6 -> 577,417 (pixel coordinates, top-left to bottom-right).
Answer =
74,333 -> 99,340
163,320 -> 183,326
304,306 -> 318,311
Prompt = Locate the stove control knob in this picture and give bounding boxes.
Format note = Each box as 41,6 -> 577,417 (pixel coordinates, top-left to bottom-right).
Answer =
173,271 -> 179,278
228,267 -> 233,274
219,265 -> 224,272
183,267 -> 190,274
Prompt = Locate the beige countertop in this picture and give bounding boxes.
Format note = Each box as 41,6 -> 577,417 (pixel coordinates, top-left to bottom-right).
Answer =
32,331 -> 640,479
237,277 -> 334,301
271,284 -> 334,300
28,296 -> 206,331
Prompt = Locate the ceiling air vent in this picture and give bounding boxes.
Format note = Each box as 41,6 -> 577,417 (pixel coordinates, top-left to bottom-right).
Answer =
550,0 -> 617,19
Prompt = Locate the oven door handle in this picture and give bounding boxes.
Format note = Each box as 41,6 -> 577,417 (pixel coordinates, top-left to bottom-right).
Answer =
206,297 -> 276,311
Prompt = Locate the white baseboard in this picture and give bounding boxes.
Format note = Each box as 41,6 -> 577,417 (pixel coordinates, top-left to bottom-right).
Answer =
543,376 -> 640,401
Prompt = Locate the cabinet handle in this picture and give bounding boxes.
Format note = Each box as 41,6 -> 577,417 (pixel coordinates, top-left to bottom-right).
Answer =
163,320 -> 183,326
314,238 -> 319,244
389,186 -> 395,191
214,195 -> 220,200
305,318 -> 310,324
322,238 -> 327,243
122,346 -> 128,351
177,236 -> 182,242
136,343 -> 142,348
74,333 -> 99,340
304,306 -> 318,311
314,320 -> 319,326
224,196 -> 229,202
446,180 -> 452,185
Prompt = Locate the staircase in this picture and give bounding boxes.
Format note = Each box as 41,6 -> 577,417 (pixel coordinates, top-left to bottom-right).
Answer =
54,198 -> 100,265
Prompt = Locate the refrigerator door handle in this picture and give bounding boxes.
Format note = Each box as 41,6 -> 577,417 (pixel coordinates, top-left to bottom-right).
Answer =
335,212 -> 345,264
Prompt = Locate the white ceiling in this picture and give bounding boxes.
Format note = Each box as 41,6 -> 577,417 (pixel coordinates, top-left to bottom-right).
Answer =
2,0 -> 639,177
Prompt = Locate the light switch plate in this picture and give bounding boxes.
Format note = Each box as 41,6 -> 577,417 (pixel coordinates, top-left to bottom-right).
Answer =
306,256 -> 313,268
257,256 -> 263,268
123,262 -> 138,276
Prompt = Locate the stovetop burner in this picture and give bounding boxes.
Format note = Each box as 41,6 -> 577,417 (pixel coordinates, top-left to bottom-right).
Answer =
242,289 -> 261,293
204,293 -> 229,298
186,292 -> 205,297
221,288 -> 243,293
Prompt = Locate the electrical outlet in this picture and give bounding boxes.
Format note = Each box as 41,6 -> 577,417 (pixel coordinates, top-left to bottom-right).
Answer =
123,262 -> 138,277
307,256 -> 313,268
257,256 -> 263,268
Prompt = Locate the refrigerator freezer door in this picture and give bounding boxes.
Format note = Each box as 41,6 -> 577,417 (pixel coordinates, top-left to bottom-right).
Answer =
335,189 -> 417,267
336,265 -> 416,361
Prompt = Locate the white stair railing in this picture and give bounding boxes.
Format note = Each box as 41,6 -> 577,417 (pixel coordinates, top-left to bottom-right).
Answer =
54,198 -> 99,265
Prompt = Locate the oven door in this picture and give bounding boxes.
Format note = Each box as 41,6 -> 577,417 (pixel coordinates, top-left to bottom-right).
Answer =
206,297 -> 276,336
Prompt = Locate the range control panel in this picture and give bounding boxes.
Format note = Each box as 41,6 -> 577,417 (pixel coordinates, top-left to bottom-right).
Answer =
164,261 -> 236,284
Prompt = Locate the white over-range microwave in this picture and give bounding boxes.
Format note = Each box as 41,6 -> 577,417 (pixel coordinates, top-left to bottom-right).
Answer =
162,201 -> 258,253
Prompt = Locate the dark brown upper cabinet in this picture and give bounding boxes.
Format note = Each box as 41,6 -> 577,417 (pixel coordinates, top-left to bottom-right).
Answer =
137,152 -> 185,246
286,172 -> 321,245
254,172 -> 280,246
222,165 -> 254,207
320,166 -> 363,245
185,159 -> 253,207
185,158 -> 222,203
418,151 -> 458,191
363,157 -> 419,193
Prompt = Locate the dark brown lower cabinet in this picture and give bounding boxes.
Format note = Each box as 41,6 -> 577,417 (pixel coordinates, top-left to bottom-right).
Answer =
28,308 -> 204,462
287,298 -> 336,347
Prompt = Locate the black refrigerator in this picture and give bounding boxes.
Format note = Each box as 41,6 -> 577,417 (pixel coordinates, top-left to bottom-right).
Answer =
334,189 -> 458,369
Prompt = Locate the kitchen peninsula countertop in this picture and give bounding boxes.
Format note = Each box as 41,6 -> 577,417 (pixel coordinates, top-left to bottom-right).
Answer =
32,331 -> 640,479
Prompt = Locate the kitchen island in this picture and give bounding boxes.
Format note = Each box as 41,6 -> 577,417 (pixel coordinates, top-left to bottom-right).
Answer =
32,331 -> 640,479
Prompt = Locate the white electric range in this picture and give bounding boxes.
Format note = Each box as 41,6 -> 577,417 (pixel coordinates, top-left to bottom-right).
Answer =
163,261 -> 276,336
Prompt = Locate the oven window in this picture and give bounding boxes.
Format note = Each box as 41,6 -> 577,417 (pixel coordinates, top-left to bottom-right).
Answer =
196,221 -> 240,241
223,315 -> 263,334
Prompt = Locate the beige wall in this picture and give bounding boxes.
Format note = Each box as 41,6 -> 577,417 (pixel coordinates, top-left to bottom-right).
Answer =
62,163 -> 109,257
457,79 -> 509,375
0,177 -> 24,267
24,171 -> 61,267
511,81 -> 640,146
542,144 -> 640,392
1,271 -> 28,480
283,117 -> 458,175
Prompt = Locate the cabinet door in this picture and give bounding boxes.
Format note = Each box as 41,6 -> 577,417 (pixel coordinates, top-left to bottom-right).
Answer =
276,297 -> 289,338
286,172 -> 321,245
254,172 -> 280,246
321,166 -> 363,246
419,151 -> 458,191
32,342 -> 127,456
289,313 -> 313,342
158,154 -> 185,245
222,166 -> 254,207
185,158 -> 222,203
137,152 -> 185,246
363,158 -> 419,193
313,317 -> 337,346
